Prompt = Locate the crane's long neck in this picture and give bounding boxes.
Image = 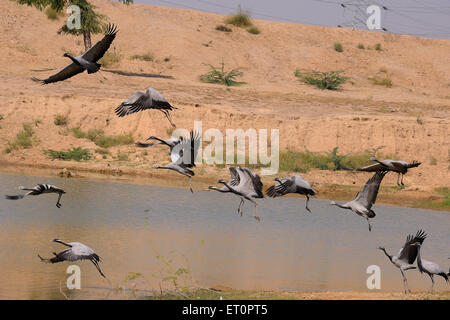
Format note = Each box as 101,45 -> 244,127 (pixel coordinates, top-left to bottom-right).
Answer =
64,54 -> 81,66
380,248 -> 393,262
208,186 -> 229,193
55,239 -> 71,247
221,182 -> 242,197
148,136 -> 171,147
333,202 -> 350,210
416,246 -> 424,273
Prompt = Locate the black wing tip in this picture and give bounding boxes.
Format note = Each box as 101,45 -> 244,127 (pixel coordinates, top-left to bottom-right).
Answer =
31,77 -> 46,85
265,185 -> 278,197
114,105 -> 127,117
106,23 -> 119,36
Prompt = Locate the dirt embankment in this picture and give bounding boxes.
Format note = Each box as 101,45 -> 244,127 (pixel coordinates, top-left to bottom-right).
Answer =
0,0 -> 449,208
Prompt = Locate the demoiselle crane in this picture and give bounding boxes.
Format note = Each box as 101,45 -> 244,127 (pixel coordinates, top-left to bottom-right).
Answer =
356,157 -> 421,186
38,239 -> 106,278
32,24 -> 118,84
413,242 -> 449,293
330,171 -> 387,231
115,87 -> 177,127
209,167 -> 264,221
152,130 -> 200,193
266,175 -> 316,213
378,229 -> 427,293
5,184 -> 66,208
135,135 -> 181,151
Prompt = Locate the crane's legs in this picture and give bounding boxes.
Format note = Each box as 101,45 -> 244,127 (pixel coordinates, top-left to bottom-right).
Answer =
97,70 -> 108,81
253,204 -> 261,222
400,174 -> 405,186
305,195 -> 311,213
366,218 -> 372,232
159,109 -> 176,127
187,176 -> 193,193
400,269 -> 411,294
56,192 -> 63,208
429,275 -> 434,293
237,198 -> 244,216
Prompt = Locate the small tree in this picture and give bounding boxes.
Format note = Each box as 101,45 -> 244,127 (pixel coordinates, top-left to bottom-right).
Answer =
15,0 -> 107,50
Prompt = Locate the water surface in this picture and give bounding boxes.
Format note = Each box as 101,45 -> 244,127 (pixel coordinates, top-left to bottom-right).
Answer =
0,172 -> 448,299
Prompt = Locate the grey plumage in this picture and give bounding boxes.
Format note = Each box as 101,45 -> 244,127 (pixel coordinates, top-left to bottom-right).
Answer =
209,167 -> 264,221
115,87 -> 176,127
356,157 -> 421,186
413,241 -> 449,293
378,230 -> 427,293
5,184 -> 66,208
266,175 -> 316,213
32,24 -> 118,84
330,171 -> 387,231
152,130 -> 200,192
135,135 -> 181,152
38,239 -> 106,278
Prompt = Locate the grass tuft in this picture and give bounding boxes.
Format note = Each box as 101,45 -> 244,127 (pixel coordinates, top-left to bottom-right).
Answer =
200,61 -> 245,86
44,147 -> 91,161
54,114 -> 68,126
295,69 -> 349,90
247,26 -> 260,34
279,147 -> 385,173
71,128 -> 134,148
131,52 -> 155,62
215,25 -> 232,32
334,42 -> 343,52
357,43 -> 365,49
225,5 -> 252,27
369,76 -> 392,88
4,123 -> 34,153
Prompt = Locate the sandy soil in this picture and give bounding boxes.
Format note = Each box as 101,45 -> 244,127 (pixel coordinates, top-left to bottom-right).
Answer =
0,0 -> 449,208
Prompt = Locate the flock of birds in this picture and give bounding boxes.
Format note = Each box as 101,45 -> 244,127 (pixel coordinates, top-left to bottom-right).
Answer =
4,24 -> 448,293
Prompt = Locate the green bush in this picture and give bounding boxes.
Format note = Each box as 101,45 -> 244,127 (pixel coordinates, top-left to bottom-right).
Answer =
71,127 -> 134,148
369,77 -> 392,88
375,43 -> 382,51
295,69 -> 349,90
44,147 -> 91,161
334,42 -> 343,52
357,43 -> 365,49
215,25 -> 232,32
247,26 -> 260,34
200,62 -> 245,86
279,147 -> 384,173
4,123 -> 34,153
225,5 -> 252,27
54,114 -> 68,126
131,52 -> 154,61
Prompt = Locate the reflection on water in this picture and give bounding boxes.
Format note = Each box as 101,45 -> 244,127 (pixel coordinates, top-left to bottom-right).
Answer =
0,172 -> 448,299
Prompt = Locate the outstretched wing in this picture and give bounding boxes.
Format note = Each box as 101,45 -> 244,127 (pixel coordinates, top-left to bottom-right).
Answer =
355,171 -> 387,209
266,177 -> 293,197
171,130 -> 200,167
355,163 -> 385,172
115,91 -> 148,117
228,167 -> 241,187
243,168 -> 264,198
398,230 -> 427,264
32,63 -> 85,84
82,24 -> 118,62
